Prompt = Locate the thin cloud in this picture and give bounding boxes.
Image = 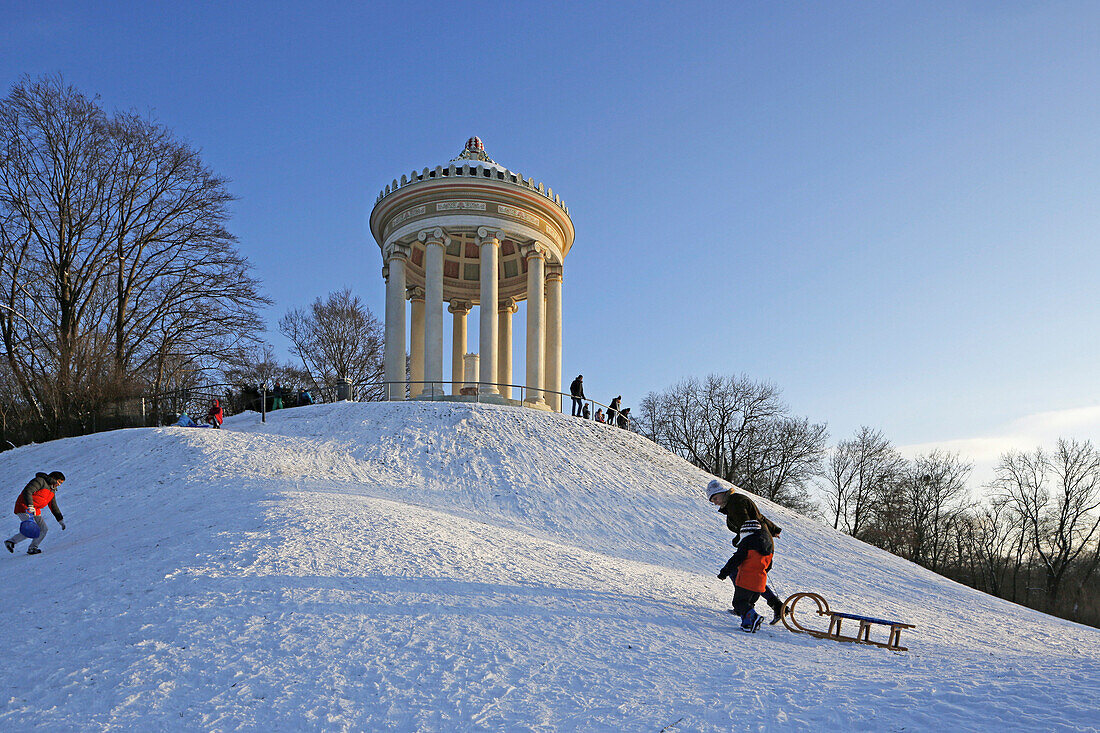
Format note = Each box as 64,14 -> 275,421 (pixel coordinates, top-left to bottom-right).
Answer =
899,404 -> 1100,488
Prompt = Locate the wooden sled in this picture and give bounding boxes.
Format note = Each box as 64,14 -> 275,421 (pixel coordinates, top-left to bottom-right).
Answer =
779,592 -> 914,651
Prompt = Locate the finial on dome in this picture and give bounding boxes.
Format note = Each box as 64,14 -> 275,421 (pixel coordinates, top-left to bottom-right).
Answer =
452,136 -> 495,164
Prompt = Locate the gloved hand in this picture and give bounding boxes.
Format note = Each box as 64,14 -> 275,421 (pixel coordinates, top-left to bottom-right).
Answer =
717,569 -> 729,581
59,520 -> 66,530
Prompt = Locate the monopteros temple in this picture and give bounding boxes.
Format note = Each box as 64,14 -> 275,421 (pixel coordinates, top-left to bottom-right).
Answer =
370,138 -> 575,410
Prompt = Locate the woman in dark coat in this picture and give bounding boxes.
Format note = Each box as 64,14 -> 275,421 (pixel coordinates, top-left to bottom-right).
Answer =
706,479 -> 784,623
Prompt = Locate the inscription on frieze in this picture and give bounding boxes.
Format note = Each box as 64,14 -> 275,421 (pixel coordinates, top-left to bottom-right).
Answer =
497,204 -> 540,227
385,205 -> 427,235
436,201 -> 487,211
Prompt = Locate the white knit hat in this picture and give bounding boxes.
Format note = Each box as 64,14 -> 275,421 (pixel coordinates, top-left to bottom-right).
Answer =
706,479 -> 726,499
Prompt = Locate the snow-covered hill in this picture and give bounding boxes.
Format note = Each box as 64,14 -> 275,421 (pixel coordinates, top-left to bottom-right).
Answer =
1,401 -> 1097,731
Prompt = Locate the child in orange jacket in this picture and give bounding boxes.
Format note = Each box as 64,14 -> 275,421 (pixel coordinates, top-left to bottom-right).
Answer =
718,519 -> 774,633
5,471 -> 66,555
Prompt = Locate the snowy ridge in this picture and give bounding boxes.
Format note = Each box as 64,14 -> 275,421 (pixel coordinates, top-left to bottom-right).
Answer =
1,401 -> 1097,731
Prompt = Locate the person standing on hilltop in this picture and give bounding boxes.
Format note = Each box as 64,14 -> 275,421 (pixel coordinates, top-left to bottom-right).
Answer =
6,471 -> 66,556
607,395 -> 621,426
616,406 -> 631,429
569,375 -> 586,417
706,479 -> 784,624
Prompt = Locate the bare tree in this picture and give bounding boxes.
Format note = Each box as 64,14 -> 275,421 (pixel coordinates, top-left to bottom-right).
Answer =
959,496 -> 1020,597
822,427 -> 905,538
279,288 -> 384,399
899,451 -> 971,571
0,76 -> 114,429
994,439 -> 1100,610
738,415 -> 826,516
0,75 -> 267,435
636,373 -> 825,514
98,111 -> 267,391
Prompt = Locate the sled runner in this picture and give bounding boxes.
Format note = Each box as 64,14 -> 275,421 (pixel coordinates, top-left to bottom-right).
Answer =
779,591 -> 914,651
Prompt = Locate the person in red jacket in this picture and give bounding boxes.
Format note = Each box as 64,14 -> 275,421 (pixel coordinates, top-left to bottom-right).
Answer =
206,398 -> 224,429
718,519 -> 774,633
5,471 -> 66,555
707,479 -> 785,624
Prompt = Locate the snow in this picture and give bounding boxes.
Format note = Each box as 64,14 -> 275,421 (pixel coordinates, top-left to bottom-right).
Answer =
1,401 -> 1097,731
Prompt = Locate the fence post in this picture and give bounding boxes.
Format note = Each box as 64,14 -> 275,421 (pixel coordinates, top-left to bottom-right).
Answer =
261,388 -> 267,423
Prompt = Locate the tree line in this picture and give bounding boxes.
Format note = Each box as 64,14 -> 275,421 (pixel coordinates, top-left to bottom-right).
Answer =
636,374 -> 1100,627
0,75 -> 383,443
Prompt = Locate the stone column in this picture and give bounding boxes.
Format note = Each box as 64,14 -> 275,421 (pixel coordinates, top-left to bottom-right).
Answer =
523,243 -> 546,407
498,297 -> 518,399
382,242 -> 410,400
419,228 -> 446,398
545,264 -> 563,413
408,286 -> 425,398
448,300 -> 470,396
463,353 -> 480,392
477,227 -> 502,395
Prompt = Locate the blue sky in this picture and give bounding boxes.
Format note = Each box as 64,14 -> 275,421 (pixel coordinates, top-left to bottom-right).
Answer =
5,1 -> 1099,484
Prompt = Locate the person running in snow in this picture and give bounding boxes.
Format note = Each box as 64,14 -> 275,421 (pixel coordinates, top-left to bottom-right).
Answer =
706,479 -> 784,624
206,398 -> 224,429
6,471 -> 66,555
718,518 -> 774,632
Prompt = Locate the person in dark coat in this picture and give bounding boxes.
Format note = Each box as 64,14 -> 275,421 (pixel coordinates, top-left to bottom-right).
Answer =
718,518 -> 774,632
707,479 -> 784,624
582,403 -> 591,419
595,409 -> 605,423
569,375 -> 585,417
272,381 -> 284,410
607,395 -> 621,426
616,407 -> 631,429
6,471 -> 66,555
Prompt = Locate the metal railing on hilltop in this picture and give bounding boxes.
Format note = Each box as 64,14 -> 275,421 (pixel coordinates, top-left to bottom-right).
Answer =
107,380 -> 633,432
305,380 -> 633,430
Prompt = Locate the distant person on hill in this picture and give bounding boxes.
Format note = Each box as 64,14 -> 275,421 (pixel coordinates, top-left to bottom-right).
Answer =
5,471 -> 66,556
607,395 -> 621,426
272,381 -> 284,410
718,518 -> 775,633
569,375 -> 585,417
299,389 -> 314,406
241,384 -> 261,412
706,479 -> 784,624
206,398 -> 223,429
595,409 -> 605,423
615,406 -> 631,429
582,403 -> 591,419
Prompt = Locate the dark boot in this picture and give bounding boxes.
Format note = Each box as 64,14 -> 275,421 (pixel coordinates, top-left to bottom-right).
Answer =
4,540 -> 13,553
769,601 -> 783,625
26,546 -> 41,555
